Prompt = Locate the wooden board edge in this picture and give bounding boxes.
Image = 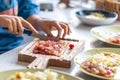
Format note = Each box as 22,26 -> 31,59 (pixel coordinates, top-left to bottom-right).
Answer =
18,53 -> 36,63
48,59 -> 71,68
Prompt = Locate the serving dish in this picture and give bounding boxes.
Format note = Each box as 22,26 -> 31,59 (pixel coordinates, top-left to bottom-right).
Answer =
90,25 -> 120,46
0,69 -> 81,80
74,48 -> 120,79
76,9 -> 118,25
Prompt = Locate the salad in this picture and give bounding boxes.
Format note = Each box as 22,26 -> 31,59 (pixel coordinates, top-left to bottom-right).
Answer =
85,12 -> 106,20
8,69 -> 66,80
80,52 -> 120,78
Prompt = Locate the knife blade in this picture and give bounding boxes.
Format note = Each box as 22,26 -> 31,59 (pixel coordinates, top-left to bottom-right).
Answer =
24,29 -> 60,41
24,29 -> 79,42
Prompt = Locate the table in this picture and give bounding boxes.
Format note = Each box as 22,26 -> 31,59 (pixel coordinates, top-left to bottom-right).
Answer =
0,0 -> 120,80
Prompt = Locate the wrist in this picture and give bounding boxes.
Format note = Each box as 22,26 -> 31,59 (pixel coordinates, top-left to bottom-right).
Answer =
0,15 -> 9,27
26,14 -> 42,30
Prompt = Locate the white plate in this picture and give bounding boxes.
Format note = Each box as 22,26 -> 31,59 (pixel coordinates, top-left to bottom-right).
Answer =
74,48 -> 120,80
90,25 -> 120,46
0,69 -> 81,80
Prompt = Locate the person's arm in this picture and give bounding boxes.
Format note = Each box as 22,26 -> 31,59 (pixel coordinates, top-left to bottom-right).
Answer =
18,0 -> 71,38
0,15 -> 38,37
26,14 -> 71,38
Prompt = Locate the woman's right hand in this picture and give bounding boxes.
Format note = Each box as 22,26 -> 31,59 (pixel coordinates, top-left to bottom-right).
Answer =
0,15 -> 38,37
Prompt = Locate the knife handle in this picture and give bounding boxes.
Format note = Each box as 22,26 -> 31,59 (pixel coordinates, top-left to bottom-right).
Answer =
2,28 -> 32,36
23,28 -> 32,36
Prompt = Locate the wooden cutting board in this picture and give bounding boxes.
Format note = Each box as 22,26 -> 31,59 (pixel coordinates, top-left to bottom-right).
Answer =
18,38 -> 85,69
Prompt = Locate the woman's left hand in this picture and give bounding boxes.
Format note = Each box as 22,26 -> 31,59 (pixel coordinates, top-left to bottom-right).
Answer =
26,15 -> 72,38
36,19 -> 71,38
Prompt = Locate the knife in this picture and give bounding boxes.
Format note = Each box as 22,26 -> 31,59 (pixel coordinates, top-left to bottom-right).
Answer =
24,28 -> 61,41
2,28 -> 79,42
24,29 -> 79,42
2,26 -> 79,41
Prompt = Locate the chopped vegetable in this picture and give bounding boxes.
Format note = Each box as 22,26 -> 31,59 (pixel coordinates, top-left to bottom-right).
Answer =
69,44 -> 74,49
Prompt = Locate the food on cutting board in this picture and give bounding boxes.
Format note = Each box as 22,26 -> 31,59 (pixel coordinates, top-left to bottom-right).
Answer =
8,69 -> 66,80
33,40 -> 68,57
80,52 -> 120,78
69,43 -> 75,50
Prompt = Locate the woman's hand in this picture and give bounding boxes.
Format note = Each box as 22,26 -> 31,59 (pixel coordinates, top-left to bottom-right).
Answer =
26,15 -> 72,38
36,19 -> 71,38
0,15 -> 38,37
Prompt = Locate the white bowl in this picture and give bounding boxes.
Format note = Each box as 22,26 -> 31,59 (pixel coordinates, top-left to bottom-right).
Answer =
76,10 -> 118,26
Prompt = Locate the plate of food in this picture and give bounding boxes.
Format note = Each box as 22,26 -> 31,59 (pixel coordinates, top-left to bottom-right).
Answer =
74,48 -> 120,79
0,69 -> 81,80
91,25 -> 120,46
76,10 -> 118,25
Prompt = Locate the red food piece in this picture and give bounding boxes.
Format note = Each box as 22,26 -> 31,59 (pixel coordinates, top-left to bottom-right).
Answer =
107,36 -> 120,44
69,44 -> 74,49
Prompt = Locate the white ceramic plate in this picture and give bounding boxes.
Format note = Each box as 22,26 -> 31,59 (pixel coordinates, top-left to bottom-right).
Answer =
0,69 -> 81,80
90,25 -> 120,46
74,48 -> 120,80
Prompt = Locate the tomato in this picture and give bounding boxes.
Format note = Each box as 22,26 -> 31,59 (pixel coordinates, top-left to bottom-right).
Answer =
69,44 -> 74,49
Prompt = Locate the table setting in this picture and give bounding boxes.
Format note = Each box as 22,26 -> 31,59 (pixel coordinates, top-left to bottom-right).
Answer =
0,0 -> 120,80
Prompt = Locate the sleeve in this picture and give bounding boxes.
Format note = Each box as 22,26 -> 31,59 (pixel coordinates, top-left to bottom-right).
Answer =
18,0 -> 40,19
